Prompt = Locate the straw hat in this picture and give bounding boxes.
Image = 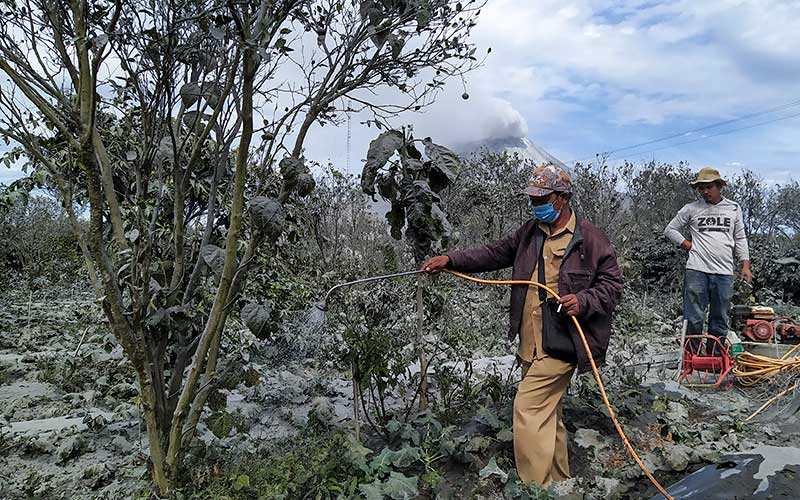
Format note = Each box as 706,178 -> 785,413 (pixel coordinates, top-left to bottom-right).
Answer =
690,167 -> 727,186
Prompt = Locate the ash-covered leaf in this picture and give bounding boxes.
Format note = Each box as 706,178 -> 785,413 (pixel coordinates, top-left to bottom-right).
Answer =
665,401 -> 689,421
402,179 -> 438,262
423,138 -> 460,192
280,156 -> 306,182
387,33 -> 405,59
400,424 -> 421,446
382,472 -> 418,500
386,201 -> 405,240
405,224 -> 434,264
478,456 -> 508,482
377,173 -> 399,200
280,157 -> 312,195
200,244 -> 225,275
241,302 -> 272,338
201,81 -> 221,107
345,434 -> 373,475
156,136 -> 174,165
209,26 -> 225,41
402,179 -> 435,222
92,34 -> 109,48
295,173 -> 316,197
412,0 -> 431,30
400,156 -> 425,174
359,0 -> 383,28
466,436 -> 490,453
661,443 -> 692,472
574,428 -> 608,451
359,480 -> 384,500
439,437 -> 457,457
249,196 -> 285,237
179,82 -> 202,107
386,419 -> 402,434
371,446 -> 421,470
406,141 -> 422,160
476,406 -> 502,430
362,130 -> 404,196
496,428 -> 514,442
180,81 -> 222,108
182,110 -> 212,129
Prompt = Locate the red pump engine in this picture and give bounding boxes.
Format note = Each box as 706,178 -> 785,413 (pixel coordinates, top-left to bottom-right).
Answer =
743,319 -> 774,342
776,320 -> 800,343
734,305 -> 800,344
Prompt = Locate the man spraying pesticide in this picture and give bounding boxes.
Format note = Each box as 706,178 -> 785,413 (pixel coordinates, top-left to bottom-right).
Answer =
422,164 -> 623,488
319,164 -> 675,498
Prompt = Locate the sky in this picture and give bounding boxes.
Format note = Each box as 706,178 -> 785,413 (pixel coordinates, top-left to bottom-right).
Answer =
2,0 -> 800,186
305,0 -> 800,185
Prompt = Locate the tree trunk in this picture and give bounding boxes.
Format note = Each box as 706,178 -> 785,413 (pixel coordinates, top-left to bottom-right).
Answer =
165,39 -> 254,480
352,360 -> 361,441
138,369 -> 172,495
63,192 -> 100,295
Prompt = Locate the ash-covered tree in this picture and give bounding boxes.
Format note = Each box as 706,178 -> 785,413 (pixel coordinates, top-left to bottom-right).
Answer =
0,0 -> 484,494
617,161 -> 695,289
727,169 -> 779,238
443,150 -> 530,245
361,127 -> 461,408
571,157 -> 625,245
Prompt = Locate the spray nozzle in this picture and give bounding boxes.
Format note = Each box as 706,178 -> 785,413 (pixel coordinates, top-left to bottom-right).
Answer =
314,270 -> 425,310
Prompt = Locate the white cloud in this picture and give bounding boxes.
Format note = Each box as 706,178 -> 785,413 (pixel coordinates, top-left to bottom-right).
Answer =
408,86 -> 528,146
470,0 -> 800,125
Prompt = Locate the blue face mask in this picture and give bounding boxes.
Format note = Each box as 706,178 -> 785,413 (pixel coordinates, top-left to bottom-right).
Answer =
529,199 -> 561,223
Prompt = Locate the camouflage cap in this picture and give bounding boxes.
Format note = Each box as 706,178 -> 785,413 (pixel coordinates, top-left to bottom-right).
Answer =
522,163 -> 572,196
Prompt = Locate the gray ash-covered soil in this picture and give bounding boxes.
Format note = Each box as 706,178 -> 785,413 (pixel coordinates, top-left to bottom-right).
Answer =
0,286 -> 149,499
1,285 -> 799,499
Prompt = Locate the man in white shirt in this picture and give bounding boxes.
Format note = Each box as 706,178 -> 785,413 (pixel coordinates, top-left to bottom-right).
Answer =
664,167 -> 752,350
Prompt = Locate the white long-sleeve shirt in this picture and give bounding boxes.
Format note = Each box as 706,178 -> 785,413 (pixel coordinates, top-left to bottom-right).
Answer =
664,197 -> 750,276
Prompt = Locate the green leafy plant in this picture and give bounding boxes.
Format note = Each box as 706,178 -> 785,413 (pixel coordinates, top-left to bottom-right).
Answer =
502,471 -> 556,500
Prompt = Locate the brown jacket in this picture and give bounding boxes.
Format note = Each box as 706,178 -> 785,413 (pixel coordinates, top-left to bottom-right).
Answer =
447,215 -> 623,373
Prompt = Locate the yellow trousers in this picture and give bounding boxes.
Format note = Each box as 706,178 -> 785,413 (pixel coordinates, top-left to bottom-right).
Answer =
515,356 -> 575,486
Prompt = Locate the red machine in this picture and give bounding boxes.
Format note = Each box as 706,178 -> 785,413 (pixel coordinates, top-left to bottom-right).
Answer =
776,319 -> 800,343
678,334 -> 733,388
743,319 -> 774,342
734,305 -> 800,344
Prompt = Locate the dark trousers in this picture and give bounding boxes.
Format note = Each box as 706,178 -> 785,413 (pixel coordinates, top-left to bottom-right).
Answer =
684,269 -> 734,351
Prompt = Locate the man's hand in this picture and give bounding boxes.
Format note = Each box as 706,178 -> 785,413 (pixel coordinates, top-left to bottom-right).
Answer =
558,294 -> 580,316
420,255 -> 450,273
740,260 -> 753,283
681,239 -> 693,251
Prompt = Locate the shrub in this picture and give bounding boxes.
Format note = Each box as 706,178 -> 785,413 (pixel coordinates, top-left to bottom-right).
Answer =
0,194 -> 84,285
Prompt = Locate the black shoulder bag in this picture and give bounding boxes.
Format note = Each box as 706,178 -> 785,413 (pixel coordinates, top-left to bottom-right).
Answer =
538,242 -> 579,364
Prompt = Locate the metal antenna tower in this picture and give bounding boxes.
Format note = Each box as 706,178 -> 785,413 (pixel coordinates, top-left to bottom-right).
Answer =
346,98 -> 352,171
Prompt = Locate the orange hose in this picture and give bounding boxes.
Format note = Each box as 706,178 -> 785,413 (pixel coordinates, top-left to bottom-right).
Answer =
442,270 -> 674,500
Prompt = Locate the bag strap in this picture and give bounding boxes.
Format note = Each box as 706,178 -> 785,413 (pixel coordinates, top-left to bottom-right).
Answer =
537,239 -> 547,302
